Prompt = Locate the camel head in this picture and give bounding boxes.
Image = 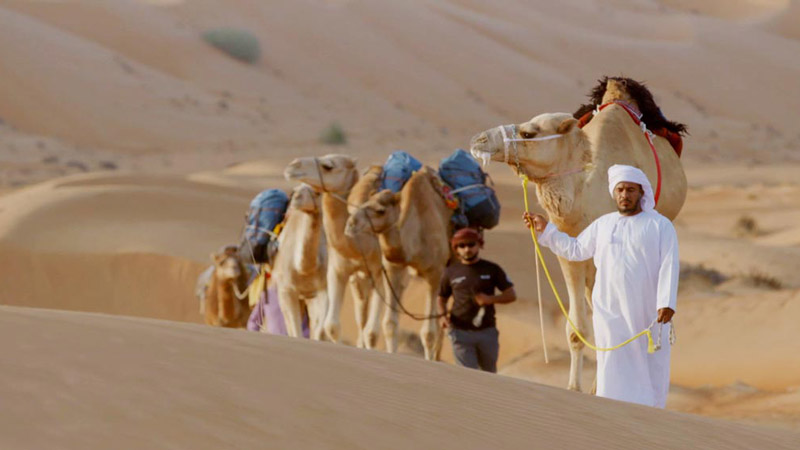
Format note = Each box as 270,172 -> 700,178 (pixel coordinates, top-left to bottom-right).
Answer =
601,78 -> 639,110
344,189 -> 400,237
288,183 -> 319,214
469,113 -> 589,179
284,154 -> 358,193
211,245 -> 243,283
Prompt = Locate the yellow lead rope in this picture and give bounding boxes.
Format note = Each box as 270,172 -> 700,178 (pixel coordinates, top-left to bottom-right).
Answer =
521,176 -> 657,354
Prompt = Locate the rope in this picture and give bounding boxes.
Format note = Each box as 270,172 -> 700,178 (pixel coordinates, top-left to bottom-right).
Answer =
358,213 -> 446,322
521,175 -> 666,354
534,235 -> 549,363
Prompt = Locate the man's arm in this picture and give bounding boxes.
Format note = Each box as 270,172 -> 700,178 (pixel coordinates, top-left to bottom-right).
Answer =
656,220 -> 680,323
437,295 -> 451,328
523,212 -> 599,262
475,287 -> 516,306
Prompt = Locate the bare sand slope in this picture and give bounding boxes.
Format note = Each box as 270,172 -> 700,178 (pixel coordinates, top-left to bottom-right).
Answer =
2,305 -> 798,450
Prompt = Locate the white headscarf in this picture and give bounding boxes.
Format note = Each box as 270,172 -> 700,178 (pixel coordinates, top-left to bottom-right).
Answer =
607,164 -> 655,212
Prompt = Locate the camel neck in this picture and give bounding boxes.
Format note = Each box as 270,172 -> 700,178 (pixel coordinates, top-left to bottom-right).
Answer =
378,225 -> 406,264
535,172 -> 584,225
293,209 -> 322,275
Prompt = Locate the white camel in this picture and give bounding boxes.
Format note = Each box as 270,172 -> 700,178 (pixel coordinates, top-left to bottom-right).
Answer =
284,155 -> 408,351
271,183 -> 328,340
470,100 -> 686,391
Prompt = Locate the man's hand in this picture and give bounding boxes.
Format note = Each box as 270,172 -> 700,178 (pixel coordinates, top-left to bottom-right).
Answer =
439,315 -> 450,330
474,293 -> 494,306
522,212 -> 548,233
657,307 -> 675,323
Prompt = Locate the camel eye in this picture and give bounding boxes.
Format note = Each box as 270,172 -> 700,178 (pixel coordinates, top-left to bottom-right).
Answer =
374,208 -> 385,216
520,131 -> 536,139
321,163 -> 333,171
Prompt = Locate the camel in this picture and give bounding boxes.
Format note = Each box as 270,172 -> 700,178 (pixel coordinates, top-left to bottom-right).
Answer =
204,245 -> 252,328
271,183 -> 328,340
345,167 -> 453,360
469,79 -> 687,391
284,154 -> 408,351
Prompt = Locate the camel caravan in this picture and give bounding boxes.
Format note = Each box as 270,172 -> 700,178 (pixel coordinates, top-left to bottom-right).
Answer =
196,76 -> 688,389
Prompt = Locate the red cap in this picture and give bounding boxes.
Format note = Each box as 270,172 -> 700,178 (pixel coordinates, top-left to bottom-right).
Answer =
451,228 -> 483,248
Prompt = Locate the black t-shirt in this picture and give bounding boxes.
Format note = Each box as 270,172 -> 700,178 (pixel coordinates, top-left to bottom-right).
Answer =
439,259 -> 513,330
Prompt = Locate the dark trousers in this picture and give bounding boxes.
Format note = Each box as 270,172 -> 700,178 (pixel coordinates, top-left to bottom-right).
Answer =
448,326 -> 499,373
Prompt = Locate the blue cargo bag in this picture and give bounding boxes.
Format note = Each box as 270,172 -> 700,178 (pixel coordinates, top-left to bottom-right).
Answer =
240,188 -> 289,264
439,149 -> 500,230
380,151 -> 422,193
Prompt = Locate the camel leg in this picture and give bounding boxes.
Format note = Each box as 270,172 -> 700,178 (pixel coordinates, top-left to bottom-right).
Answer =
324,252 -> 349,343
306,290 -> 328,341
348,273 -> 372,348
363,272 -> 385,351
560,258 -> 588,392
278,286 -> 304,338
420,272 -> 442,361
381,262 -> 407,353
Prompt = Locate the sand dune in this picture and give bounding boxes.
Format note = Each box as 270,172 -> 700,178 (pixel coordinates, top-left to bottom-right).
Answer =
2,0 -> 800,442
2,305 -> 798,449
2,0 -> 800,175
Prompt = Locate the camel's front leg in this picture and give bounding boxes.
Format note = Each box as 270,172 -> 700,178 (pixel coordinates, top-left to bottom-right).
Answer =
348,272 -> 372,348
420,272 -> 443,361
361,262 -> 388,350
306,289 -> 328,341
381,261 -> 407,353
559,258 -> 589,392
324,252 -> 349,343
277,285 -> 304,338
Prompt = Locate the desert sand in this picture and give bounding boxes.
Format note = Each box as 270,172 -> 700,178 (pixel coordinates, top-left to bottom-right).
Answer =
1,0 -> 800,447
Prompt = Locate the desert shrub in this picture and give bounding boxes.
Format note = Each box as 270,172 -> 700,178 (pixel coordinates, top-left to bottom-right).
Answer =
679,263 -> 726,284
320,122 -> 347,145
743,270 -> 783,290
679,263 -> 726,292
202,28 -> 260,64
733,214 -> 760,237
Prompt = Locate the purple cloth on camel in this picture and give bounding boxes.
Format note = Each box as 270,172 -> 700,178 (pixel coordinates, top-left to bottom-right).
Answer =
247,285 -> 309,337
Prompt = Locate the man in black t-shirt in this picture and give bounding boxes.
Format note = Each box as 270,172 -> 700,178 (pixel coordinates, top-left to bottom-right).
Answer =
438,228 -> 516,372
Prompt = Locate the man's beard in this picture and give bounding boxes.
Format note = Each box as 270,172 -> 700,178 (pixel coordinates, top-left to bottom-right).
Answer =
617,204 -> 638,214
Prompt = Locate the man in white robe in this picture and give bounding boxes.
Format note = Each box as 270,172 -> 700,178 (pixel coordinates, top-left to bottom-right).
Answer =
523,164 -> 679,408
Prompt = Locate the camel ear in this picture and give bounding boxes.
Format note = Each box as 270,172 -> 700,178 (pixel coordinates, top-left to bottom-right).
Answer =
557,118 -> 578,134
392,192 -> 401,205
375,189 -> 395,204
343,157 -> 357,169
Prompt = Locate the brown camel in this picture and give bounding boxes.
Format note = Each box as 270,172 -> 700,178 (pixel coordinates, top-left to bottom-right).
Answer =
284,155 -> 409,351
345,167 -> 453,360
469,81 -> 687,391
204,245 -> 251,328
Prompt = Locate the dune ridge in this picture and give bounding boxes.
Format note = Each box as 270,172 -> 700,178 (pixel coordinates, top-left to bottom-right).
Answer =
2,305 -> 799,450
